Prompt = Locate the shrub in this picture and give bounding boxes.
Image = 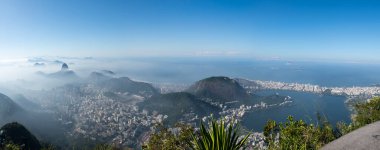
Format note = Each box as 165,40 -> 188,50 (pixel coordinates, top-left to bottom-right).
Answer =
142,123 -> 194,150
264,116 -> 336,150
337,97 -> 380,135
353,97 -> 380,126
144,120 -> 250,150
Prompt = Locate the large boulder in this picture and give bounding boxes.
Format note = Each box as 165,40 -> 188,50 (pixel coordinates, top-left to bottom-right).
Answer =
61,63 -> 69,71
322,121 -> 380,150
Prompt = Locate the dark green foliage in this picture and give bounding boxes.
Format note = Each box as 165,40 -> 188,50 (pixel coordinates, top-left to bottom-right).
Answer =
143,123 -> 194,150
353,97 -> 380,126
264,97 -> 380,149
144,120 -> 250,150
263,120 -> 277,147
138,92 -> 220,124
337,97 -> 380,135
264,116 -> 336,150
4,143 -> 21,150
191,120 -> 250,150
0,122 -> 42,150
186,76 -> 250,103
186,76 -> 287,106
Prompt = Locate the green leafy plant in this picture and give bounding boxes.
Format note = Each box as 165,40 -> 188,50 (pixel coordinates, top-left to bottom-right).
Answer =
142,123 -> 194,150
5,143 -> 21,150
191,120 -> 250,150
338,97 -> 380,135
264,116 -> 336,150
353,97 -> 380,126
263,120 -> 278,148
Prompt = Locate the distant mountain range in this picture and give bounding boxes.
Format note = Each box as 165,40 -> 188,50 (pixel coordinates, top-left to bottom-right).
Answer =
36,63 -> 79,80
20,62 -> 290,139
37,64 -> 158,98
97,77 -> 158,98
88,71 -> 112,82
2,64 -> 293,148
47,63 -> 78,80
33,65 -> 288,121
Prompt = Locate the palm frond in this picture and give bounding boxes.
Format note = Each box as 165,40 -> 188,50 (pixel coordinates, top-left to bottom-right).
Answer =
192,120 -> 250,150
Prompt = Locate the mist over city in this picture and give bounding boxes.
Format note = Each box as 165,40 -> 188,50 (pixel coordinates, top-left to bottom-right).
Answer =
1,0 -> 380,150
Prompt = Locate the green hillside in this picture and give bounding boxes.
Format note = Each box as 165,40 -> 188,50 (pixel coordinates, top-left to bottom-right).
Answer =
138,92 -> 220,124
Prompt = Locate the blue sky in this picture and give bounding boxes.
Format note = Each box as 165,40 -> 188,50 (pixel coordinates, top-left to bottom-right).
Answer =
0,0 -> 379,62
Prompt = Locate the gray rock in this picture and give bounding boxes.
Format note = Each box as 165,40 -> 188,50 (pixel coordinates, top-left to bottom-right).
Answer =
322,121 -> 380,150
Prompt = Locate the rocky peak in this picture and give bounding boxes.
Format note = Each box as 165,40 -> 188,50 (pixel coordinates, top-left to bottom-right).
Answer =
61,63 -> 69,71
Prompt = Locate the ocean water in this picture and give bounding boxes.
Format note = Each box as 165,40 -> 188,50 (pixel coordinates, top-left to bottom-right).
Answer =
242,90 -> 351,131
111,57 -> 380,87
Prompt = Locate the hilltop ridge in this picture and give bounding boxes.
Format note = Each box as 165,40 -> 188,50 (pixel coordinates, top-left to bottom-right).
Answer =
0,93 -> 23,118
186,76 -> 250,104
0,122 -> 41,149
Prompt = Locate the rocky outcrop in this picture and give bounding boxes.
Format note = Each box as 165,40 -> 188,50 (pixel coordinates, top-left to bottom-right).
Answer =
61,63 -> 69,71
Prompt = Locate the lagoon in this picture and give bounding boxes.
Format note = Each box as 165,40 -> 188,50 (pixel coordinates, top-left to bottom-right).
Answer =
242,90 -> 351,131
